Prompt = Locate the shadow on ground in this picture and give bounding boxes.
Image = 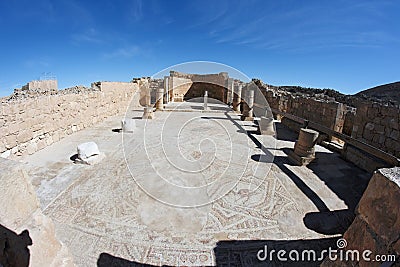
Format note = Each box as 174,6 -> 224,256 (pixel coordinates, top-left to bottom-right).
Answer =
225,112 -> 370,235
0,224 -> 32,267
97,237 -> 339,267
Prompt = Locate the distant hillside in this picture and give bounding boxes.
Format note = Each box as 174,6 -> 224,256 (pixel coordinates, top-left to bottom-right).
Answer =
355,81 -> 400,104
253,79 -> 399,107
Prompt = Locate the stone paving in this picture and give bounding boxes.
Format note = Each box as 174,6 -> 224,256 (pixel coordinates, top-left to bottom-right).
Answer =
23,102 -> 371,266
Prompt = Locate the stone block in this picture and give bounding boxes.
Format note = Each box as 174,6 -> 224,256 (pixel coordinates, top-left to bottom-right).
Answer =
364,122 -> 375,131
77,141 -> 100,160
362,129 -> 373,140
121,119 -> 136,133
390,130 -> 399,141
374,124 -> 385,134
142,107 -> 154,119
5,134 -> 17,149
37,139 -> 46,151
45,135 -> 53,146
357,167 -> 400,245
342,216 -> 387,267
393,238 -> 400,256
26,142 -> 37,155
16,130 -> 33,144
7,122 -> 20,135
389,118 -> 399,130
258,117 -> 275,135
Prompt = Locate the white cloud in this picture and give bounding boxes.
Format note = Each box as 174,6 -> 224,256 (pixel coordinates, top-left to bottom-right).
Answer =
71,28 -> 103,44
102,46 -> 140,59
130,0 -> 143,21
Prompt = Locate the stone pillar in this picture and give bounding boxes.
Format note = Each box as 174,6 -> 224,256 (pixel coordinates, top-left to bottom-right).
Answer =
142,107 -> 154,119
145,88 -> 151,107
169,76 -> 174,102
241,88 -> 248,115
155,88 -> 164,110
288,128 -> 319,166
121,119 -> 135,133
241,89 -> 254,121
226,78 -> 234,104
259,117 -> 275,135
233,83 -> 242,112
204,91 -> 208,110
163,76 -> 169,104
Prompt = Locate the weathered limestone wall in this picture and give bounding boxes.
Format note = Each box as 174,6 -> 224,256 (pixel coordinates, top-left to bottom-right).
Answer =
351,102 -> 400,158
0,158 -> 74,266
323,167 -> 400,266
168,71 -> 229,102
192,73 -> 227,87
263,90 -> 347,133
189,73 -> 228,102
0,81 -> 139,159
169,76 -> 192,102
22,80 -> 58,91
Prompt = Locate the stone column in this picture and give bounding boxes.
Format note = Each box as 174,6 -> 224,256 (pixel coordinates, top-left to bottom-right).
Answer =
226,78 -> 234,104
259,117 -> 275,135
204,91 -> 208,110
142,107 -> 154,119
232,83 -> 242,112
241,88 -> 249,116
288,128 -> 319,166
155,88 -> 164,110
121,119 -> 135,133
169,76 -> 174,102
163,77 -> 169,104
145,87 -> 151,107
241,89 -> 254,121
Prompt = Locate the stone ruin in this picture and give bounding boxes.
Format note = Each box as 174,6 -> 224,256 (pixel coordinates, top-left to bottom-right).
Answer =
0,72 -> 399,266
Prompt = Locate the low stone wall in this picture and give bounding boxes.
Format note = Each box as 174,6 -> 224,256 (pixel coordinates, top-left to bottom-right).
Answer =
261,83 -> 399,161
0,81 -> 139,159
323,167 -> 400,266
341,144 -> 391,173
263,90 -> 347,134
351,102 -> 400,158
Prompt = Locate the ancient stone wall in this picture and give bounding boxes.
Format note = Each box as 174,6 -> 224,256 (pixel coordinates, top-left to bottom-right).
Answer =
169,76 -> 192,102
350,101 -> 400,158
263,89 -> 347,133
261,79 -> 399,158
322,167 -> 400,266
168,72 -> 228,102
0,82 -> 139,159
189,73 -> 228,102
10,79 -> 59,99
22,79 -> 58,91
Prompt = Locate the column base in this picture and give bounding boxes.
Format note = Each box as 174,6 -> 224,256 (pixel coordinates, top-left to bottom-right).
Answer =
142,107 -> 154,119
241,115 -> 254,121
288,150 -> 316,166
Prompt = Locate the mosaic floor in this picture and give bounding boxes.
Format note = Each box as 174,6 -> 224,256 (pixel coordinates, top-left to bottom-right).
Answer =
24,103 -> 370,266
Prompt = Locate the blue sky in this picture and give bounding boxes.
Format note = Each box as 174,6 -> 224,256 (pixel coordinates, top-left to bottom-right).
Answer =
0,0 -> 399,96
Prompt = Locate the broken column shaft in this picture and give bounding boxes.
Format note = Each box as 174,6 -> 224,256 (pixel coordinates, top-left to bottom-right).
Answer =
232,83 -> 242,112
289,128 -> 319,166
155,88 -> 164,110
241,88 -> 254,121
